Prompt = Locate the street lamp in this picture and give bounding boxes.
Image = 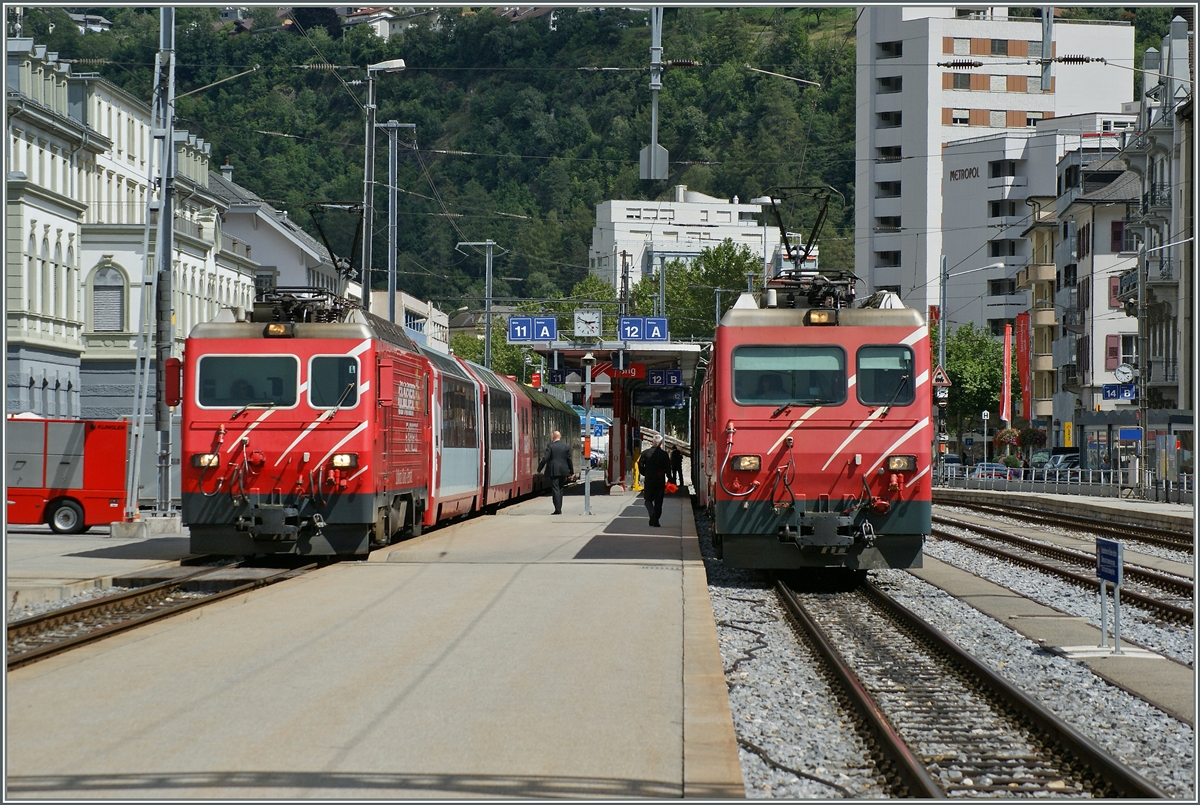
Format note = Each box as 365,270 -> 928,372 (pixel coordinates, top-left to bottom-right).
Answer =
361,58 -> 405,313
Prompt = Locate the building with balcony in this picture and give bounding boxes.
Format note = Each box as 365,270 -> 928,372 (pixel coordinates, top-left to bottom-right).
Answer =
589,184 -> 783,287
856,6 -> 1132,314
1017,197 -> 1057,430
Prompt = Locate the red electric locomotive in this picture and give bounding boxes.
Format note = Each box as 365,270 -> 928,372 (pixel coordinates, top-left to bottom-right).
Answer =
179,288 -> 579,557
695,273 -> 932,572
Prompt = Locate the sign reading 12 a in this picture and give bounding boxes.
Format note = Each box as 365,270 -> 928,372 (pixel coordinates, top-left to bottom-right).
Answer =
618,316 -> 668,341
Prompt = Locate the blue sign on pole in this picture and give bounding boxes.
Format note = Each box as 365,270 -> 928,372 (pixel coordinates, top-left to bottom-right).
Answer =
1118,427 -> 1143,442
532,316 -> 557,341
618,316 -> 643,340
1096,537 -> 1123,585
643,317 -> 668,341
1102,384 -> 1119,401
593,423 -> 605,437
964,437 -> 974,447
507,316 -> 533,342
547,369 -> 566,384
664,369 -> 682,386
647,369 -> 666,386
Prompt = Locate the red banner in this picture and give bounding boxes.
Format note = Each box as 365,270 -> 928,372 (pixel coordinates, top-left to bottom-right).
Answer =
1015,313 -> 1032,422
1001,324 -> 1012,424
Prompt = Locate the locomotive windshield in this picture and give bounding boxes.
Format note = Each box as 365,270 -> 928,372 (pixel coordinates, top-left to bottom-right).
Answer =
197,356 -> 298,407
309,356 -> 359,409
857,346 -> 915,406
733,346 -> 846,406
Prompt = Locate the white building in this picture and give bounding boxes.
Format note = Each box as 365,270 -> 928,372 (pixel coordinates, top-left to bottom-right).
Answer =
589,184 -> 784,287
856,5 -> 1133,316
940,113 -> 1135,335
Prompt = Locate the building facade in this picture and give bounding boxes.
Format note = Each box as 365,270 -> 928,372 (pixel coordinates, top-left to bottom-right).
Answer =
856,6 -> 1133,316
589,184 -> 783,287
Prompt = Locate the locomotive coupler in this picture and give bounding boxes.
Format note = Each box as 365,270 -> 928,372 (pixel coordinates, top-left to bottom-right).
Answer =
237,503 -> 300,539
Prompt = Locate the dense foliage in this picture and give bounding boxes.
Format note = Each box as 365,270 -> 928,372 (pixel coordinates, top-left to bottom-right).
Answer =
19,6 -> 859,311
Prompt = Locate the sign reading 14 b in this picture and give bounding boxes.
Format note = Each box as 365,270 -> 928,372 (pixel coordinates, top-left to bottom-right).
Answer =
618,316 -> 668,341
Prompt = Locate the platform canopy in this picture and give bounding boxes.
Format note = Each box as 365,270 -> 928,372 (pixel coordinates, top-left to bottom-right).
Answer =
525,340 -> 705,386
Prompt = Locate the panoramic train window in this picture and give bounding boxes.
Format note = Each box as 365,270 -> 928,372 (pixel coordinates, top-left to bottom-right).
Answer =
732,346 -> 846,406
442,378 -> 478,448
488,388 -> 513,450
197,355 -> 297,408
857,346 -> 915,406
309,356 -> 358,408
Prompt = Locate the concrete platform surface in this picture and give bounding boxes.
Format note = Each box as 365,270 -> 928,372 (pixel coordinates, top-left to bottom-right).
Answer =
6,490 -> 743,799
934,488 -> 1195,533
911,557 -> 1194,726
6,525 -> 193,612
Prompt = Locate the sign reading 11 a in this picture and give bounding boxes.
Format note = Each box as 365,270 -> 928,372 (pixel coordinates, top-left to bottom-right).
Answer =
618,316 -> 668,341
507,316 -> 557,343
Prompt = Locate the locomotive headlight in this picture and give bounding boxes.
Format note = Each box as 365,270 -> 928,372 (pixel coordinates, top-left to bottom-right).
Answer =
192,453 -> 220,468
805,309 -> 838,326
886,455 -> 917,472
331,453 -> 358,468
732,455 -> 761,471
264,322 -> 295,338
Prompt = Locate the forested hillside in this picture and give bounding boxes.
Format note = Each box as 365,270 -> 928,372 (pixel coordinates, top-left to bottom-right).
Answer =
19,6 -> 860,306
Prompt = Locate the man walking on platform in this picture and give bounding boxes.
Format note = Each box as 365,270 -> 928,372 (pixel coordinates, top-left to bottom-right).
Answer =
638,435 -> 671,527
538,430 -> 573,515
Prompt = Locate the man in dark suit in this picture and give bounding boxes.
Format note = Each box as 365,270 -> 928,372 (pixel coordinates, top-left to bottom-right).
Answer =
638,435 -> 672,527
537,430 -> 574,515
669,445 -> 684,488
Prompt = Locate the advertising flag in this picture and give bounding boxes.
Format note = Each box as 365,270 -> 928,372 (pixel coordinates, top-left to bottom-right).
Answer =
1001,324 -> 1012,425
1015,313 -> 1031,421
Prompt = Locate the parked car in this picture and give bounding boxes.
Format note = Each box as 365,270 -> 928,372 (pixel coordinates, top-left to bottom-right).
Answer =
943,453 -> 962,465
971,462 -> 1015,480
1038,452 -> 1080,480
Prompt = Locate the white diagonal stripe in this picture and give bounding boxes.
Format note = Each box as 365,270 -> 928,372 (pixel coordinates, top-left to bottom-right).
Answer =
226,407 -> 276,453
315,421 -> 370,469
901,328 -> 925,346
275,417 -> 324,466
349,339 -> 372,357
905,464 -> 931,488
821,407 -> 885,471
769,407 -> 821,454
867,417 -> 932,474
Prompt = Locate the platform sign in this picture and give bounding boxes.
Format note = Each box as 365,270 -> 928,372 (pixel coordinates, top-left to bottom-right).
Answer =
664,369 -> 682,386
507,316 -> 533,342
1096,538 -> 1123,585
1118,427 -> 1142,442
643,317 -> 668,341
531,316 -> 557,341
647,369 -> 666,386
632,387 -> 685,408
618,316 -> 644,340
548,369 -> 566,384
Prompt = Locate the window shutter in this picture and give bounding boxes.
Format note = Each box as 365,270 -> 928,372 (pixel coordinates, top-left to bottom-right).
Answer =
943,72 -> 954,90
93,286 -> 123,331
1110,221 -> 1124,252
943,36 -> 954,54
1109,276 -> 1121,308
1105,334 -> 1120,370
943,107 -> 953,125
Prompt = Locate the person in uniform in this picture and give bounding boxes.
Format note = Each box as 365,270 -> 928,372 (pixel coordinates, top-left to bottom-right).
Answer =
638,435 -> 672,527
669,445 -> 684,488
537,430 -> 574,515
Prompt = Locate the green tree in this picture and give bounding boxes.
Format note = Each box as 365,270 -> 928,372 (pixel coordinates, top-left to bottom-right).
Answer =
940,323 -> 1022,459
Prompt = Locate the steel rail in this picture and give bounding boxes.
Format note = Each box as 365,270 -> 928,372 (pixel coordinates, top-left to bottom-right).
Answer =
774,579 -> 946,799
856,580 -> 1169,799
930,524 -> 1193,624
7,563 -> 318,671
933,515 -> 1194,600
950,500 -> 1192,551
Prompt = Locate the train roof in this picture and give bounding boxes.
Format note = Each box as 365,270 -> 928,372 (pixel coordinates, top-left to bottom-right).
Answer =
720,305 -> 924,329
191,306 -> 418,352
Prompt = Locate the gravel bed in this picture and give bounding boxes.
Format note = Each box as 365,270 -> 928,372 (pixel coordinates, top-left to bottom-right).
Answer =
697,505 -> 1195,799
936,504 -> 1194,566
7,586 -> 131,622
925,532 -> 1194,666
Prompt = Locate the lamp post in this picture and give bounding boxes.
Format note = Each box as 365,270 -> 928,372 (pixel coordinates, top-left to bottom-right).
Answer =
361,58 -> 405,313
456,240 -> 504,369
581,351 -> 596,516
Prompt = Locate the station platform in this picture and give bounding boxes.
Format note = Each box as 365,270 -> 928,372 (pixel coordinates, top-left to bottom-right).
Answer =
934,487 -> 1195,533
5,487 -> 744,799
5,524 -> 193,613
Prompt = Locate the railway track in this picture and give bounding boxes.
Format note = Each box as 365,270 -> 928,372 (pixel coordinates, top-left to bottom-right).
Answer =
7,562 -> 317,670
776,578 -> 1168,798
947,500 -> 1193,553
931,515 -> 1193,624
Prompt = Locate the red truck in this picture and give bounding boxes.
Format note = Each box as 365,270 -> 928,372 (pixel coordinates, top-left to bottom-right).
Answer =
6,416 -> 128,534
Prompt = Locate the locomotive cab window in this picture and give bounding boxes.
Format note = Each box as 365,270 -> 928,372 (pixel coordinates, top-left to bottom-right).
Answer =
309,356 -> 359,409
857,346 -> 915,406
197,355 -> 298,408
732,346 -> 846,406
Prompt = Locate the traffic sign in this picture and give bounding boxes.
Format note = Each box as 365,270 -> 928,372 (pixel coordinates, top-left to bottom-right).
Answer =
934,386 -> 949,400
965,438 -> 974,447
1096,538 -> 1123,585
593,423 -> 605,437
981,410 -> 990,420
931,364 -> 951,387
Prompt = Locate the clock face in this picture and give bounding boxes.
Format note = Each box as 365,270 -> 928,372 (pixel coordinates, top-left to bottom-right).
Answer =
1115,364 -> 1133,383
574,310 -> 601,337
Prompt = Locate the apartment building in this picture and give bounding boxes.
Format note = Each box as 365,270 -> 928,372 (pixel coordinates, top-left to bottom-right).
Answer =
589,184 -> 783,287
856,6 -> 1132,317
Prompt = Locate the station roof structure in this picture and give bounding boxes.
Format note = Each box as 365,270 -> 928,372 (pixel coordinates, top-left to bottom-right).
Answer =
524,340 -> 705,386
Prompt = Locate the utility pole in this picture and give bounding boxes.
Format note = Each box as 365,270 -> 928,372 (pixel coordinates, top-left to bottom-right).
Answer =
1137,242 -> 1148,498
456,240 -> 505,368
620,250 -> 630,317
361,59 -> 406,313
639,7 -> 667,181
939,254 -> 948,471
379,120 -> 415,323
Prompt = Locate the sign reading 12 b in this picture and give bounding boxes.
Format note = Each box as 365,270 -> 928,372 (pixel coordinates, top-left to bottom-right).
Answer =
618,316 -> 668,341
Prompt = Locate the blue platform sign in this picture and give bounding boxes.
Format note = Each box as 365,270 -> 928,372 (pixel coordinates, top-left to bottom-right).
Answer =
507,317 -> 533,342
618,316 -> 644,340
644,317 -> 668,341
532,316 -> 557,341
1118,427 -> 1143,442
647,369 -> 682,386
548,369 -> 566,384
664,369 -> 682,386
1102,384 -> 1138,400
1096,537 -> 1123,585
